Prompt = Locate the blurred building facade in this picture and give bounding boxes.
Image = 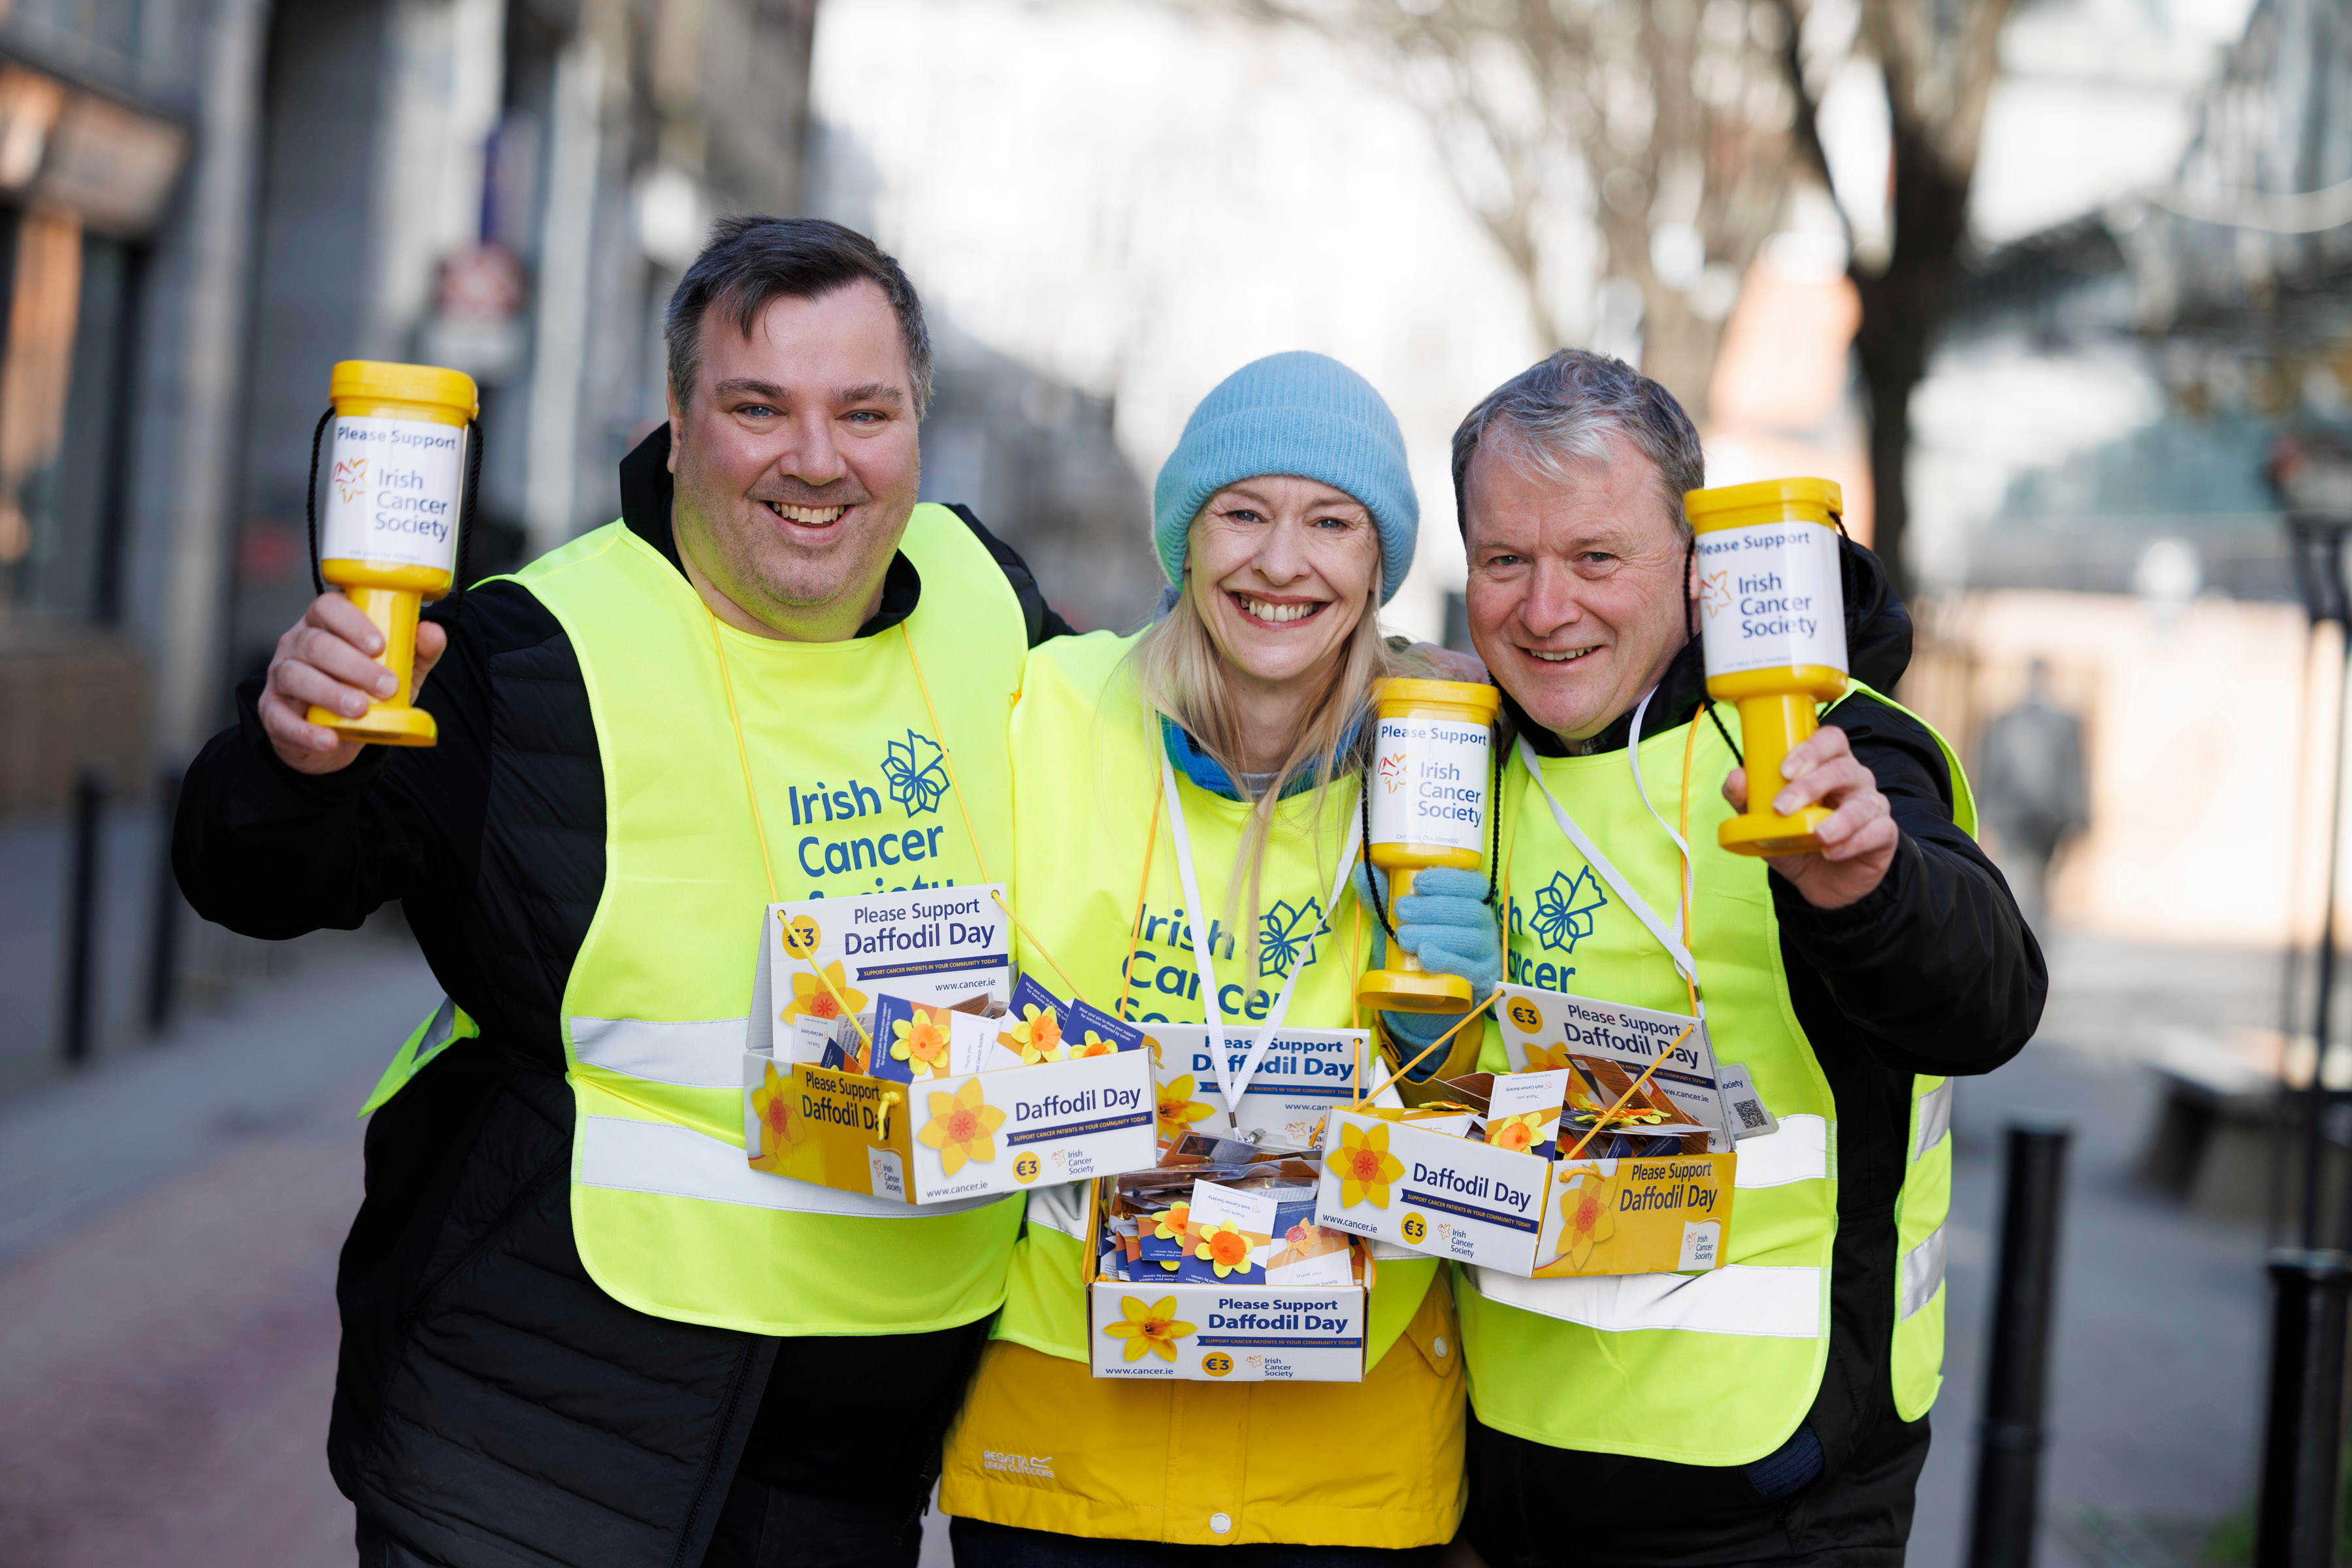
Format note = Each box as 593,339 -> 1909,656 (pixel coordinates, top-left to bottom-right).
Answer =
0,0 -> 818,813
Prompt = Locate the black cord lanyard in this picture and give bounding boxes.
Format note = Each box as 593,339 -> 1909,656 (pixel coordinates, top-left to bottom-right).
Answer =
1359,733 -> 1504,941
306,406 -> 486,608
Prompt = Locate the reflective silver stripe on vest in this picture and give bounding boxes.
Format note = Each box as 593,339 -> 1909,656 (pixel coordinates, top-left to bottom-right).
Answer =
414,997 -> 465,1072
571,1015 -> 747,1089
1914,1079 -> 1953,1160
1899,1222 -> 1948,1319
1024,1181 -> 1090,1241
579,1115 -> 999,1218
1731,1114 -> 1829,1188
1473,1262 -> 1823,1338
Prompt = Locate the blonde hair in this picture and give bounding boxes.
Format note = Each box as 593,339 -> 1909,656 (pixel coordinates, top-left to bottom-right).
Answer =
1123,544 -> 1418,979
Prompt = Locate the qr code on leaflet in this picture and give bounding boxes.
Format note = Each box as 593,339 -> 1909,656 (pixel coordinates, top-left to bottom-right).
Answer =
1735,1099 -> 1767,1130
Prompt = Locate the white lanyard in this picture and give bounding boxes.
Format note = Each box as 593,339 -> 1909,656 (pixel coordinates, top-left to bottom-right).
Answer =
1625,685 -> 1698,958
1158,755 -> 1362,1124
1514,734 -> 1701,993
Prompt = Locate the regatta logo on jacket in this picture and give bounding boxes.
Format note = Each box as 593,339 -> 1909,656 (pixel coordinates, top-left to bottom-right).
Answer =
785,729 -> 964,892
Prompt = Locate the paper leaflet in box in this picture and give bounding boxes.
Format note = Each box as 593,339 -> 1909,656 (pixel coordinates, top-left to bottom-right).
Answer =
1496,983 -> 1737,1149
1148,1025 -> 1373,1147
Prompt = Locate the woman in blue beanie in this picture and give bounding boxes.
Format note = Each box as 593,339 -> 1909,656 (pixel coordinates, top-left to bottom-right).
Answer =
938,352 -> 1496,1563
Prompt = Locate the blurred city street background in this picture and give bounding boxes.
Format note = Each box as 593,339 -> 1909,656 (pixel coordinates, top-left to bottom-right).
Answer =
1,0 -> 2344,1560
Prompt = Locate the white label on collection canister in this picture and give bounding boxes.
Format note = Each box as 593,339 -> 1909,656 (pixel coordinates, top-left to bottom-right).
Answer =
1368,717 -> 1490,854
319,416 -> 466,571
1693,521 -> 1848,678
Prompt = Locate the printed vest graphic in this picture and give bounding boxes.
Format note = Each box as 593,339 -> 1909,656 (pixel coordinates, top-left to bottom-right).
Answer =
985,630 -> 1438,1371
494,504 -> 1029,1337
1459,685 -> 1969,1464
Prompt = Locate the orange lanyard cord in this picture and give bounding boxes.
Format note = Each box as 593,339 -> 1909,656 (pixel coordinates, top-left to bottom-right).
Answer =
901,624 -> 992,884
1117,786 -> 1163,1021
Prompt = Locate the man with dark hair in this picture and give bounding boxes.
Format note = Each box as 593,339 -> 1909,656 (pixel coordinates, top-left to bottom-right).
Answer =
174,216 -> 1071,1568
1429,350 -> 2044,1566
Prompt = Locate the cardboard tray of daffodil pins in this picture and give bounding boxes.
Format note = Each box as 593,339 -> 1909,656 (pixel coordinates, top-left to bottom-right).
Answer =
1086,1134 -> 1373,1382
1312,982 -> 1784,1277
743,888 -> 1158,1205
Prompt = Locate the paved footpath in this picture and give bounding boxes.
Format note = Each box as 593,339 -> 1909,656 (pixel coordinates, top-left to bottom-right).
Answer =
0,940 -> 436,1568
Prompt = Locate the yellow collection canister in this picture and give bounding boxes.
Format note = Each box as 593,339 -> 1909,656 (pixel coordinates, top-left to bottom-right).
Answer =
306,359 -> 478,747
1686,477 -> 1850,857
1356,677 -> 1502,1014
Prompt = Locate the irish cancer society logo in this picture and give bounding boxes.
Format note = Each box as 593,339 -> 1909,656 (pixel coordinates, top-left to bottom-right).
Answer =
881,730 -> 949,817
1531,867 -> 1609,955
1258,897 -> 1325,979
1379,751 -> 1410,794
332,457 -> 368,504
1700,571 -> 1733,619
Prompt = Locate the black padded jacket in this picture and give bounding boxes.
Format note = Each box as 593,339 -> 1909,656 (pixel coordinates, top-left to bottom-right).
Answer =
174,428 -> 1072,1568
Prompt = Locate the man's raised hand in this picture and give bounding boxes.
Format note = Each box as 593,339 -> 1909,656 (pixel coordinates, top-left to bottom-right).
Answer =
259,593 -> 446,774
1721,723 -> 1897,909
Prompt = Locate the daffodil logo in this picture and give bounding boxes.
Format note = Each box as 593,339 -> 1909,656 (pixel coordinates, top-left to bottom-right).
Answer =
917,1079 -> 1005,1175
1194,1219 -> 1254,1278
1700,571 -> 1733,619
890,1005 -> 952,1078
880,730 -> 949,817
333,456 -> 369,504
1071,1030 -> 1119,1058
1556,1168 -> 1618,1271
1258,897 -> 1324,978
1529,1042 -> 1576,1076
1103,1295 -> 1196,1362
1530,868 -> 1609,955
999,1004 -> 1065,1064
783,959 -> 867,1024
746,1062 -> 808,1173
1490,1111 -> 1546,1154
1156,1075 -> 1215,1141
1330,1122 -> 1405,1209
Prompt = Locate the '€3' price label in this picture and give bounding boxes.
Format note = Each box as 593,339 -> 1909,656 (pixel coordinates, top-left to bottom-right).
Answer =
1013,1151 -> 1041,1184
1201,1352 -> 1235,1377
1401,1211 -> 1428,1245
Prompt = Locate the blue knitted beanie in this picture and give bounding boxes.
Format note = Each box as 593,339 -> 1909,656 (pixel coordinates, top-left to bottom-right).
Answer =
1152,351 -> 1418,605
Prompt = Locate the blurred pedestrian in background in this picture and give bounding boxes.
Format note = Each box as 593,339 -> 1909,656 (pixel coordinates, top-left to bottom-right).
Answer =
1976,659 -> 2088,936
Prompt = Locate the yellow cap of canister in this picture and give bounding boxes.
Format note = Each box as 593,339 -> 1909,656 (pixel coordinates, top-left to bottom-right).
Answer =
329,360 -> 479,423
1684,477 -> 1842,535
1373,678 -> 1503,718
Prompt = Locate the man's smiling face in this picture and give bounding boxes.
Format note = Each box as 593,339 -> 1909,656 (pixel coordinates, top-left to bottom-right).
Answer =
1462,428 -> 1695,742
667,279 -> 919,639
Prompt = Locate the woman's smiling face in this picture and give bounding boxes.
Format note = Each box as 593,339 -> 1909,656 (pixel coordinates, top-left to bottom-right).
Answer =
1187,475 -> 1380,689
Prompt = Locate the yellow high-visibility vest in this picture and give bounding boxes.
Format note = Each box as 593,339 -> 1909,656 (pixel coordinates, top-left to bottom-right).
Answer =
378,505 -> 1032,1335
1458,683 -> 1967,1463
940,629 -> 1464,1549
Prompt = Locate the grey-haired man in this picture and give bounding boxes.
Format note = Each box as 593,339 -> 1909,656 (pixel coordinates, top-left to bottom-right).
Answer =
1447,350 -> 2043,1567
